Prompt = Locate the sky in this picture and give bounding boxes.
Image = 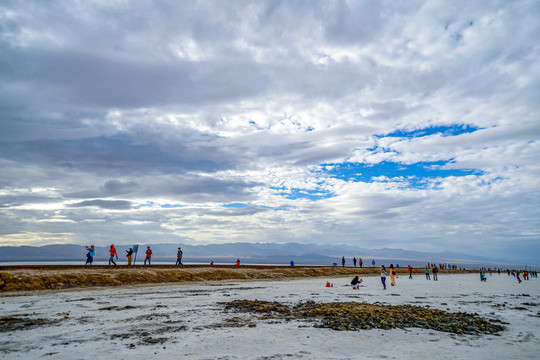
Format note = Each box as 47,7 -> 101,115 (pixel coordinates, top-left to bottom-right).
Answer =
0,0 -> 539,264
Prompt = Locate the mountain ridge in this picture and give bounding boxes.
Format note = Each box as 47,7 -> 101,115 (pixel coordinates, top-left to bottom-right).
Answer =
0,242 -> 501,266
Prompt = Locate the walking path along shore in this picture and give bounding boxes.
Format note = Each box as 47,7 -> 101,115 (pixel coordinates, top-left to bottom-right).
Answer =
0,265 -> 473,292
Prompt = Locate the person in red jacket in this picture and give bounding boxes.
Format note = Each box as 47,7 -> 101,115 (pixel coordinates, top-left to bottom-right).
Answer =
109,244 -> 118,266
144,246 -> 152,265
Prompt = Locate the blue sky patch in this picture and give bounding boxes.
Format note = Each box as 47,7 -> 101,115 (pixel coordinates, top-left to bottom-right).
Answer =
223,202 -> 250,208
137,201 -> 155,208
136,201 -> 185,208
377,125 -> 480,139
161,203 -> 185,209
319,161 -> 483,188
270,187 -> 334,201
271,159 -> 484,200
222,202 -> 288,211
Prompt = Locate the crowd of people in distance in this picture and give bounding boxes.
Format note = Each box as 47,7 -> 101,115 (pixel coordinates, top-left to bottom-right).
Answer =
342,256 -> 364,267
83,249 -> 538,289
84,245 -> 182,266
340,256 -> 538,290
477,267 -> 537,283
83,245 -> 252,267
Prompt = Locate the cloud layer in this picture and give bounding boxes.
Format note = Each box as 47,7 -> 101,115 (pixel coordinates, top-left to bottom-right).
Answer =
1,1 -> 539,264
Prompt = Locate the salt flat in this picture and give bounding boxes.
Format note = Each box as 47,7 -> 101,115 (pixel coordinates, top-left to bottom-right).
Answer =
1,273 -> 538,359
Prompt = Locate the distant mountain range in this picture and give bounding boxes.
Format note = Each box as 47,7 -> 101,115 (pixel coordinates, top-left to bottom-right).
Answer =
0,242 -> 497,267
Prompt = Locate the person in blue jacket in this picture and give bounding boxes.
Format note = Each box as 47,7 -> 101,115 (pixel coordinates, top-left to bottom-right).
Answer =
380,265 -> 387,290
85,245 -> 95,265
424,267 -> 431,280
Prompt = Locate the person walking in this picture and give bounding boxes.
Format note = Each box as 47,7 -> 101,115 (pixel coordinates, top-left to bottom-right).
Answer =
176,247 -> 183,265
359,258 -> 363,268
85,245 -> 95,265
432,266 -> 438,281
424,267 -> 430,280
389,264 -> 396,286
109,244 -> 118,266
372,259 -> 376,267
380,265 -> 387,290
342,256 -> 345,267
144,246 -> 152,265
408,265 -> 413,279
126,248 -> 133,266
353,257 -> 357,267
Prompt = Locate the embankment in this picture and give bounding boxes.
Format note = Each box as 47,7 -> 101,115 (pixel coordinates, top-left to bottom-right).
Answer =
0,265 -> 471,293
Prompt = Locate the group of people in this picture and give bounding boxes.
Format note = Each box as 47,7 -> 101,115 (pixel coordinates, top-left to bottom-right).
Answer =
350,264 -> 446,290
424,266 -> 438,280
351,264 -> 400,290
426,263 -> 460,270
509,269 -> 537,283
341,256 -> 364,267
379,264 -> 398,289
346,261 -> 447,290
84,245 -> 183,266
341,258 -> 466,272
473,268 -> 537,284
351,264 -> 538,290
341,257 -> 464,272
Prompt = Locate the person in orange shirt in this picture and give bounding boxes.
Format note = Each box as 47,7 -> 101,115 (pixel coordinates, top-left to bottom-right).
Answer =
389,264 -> 396,286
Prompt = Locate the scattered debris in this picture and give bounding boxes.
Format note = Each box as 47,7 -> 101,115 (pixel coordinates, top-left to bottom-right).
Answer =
0,315 -> 61,332
223,300 -> 505,335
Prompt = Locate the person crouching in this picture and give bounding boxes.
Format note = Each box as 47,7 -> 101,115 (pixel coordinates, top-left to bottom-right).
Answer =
351,276 -> 363,289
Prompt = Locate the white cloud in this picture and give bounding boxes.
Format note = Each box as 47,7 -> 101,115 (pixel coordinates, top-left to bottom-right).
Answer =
0,0 -> 539,263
